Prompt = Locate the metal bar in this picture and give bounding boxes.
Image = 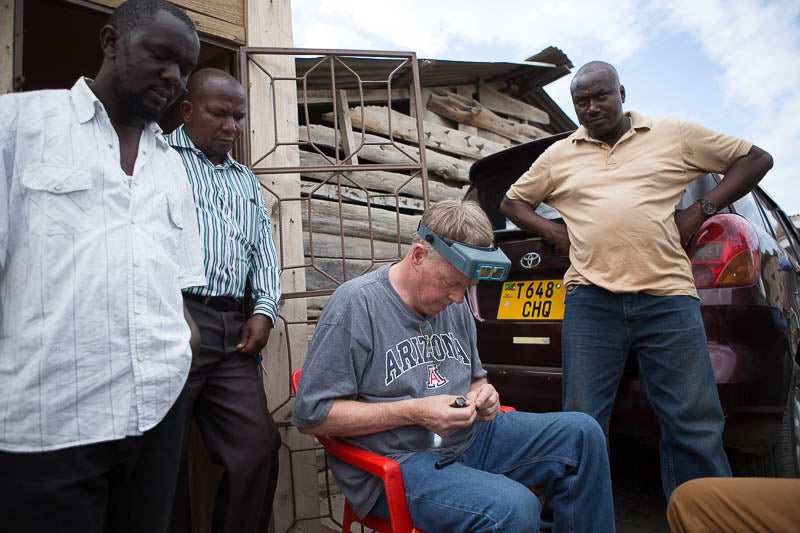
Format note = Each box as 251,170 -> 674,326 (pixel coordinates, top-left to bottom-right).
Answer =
250,164 -> 425,174
243,47 -> 419,58
410,52 -> 430,208
12,0 -> 23,91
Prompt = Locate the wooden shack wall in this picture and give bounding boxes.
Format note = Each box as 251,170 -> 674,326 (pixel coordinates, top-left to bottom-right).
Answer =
90,0 -> 246,43
1,0 -> 13,94
299,80 -> 562,327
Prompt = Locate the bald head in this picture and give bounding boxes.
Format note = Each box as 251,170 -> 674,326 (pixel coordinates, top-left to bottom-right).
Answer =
570,61 -> 620,93
180,68 -> 247,165
185,68 -> 245,102
570,60 -> 628,146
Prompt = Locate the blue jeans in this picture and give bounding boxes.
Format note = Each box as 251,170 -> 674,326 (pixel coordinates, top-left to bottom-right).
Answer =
562,285 -> 731,500
371,410 -> 615,532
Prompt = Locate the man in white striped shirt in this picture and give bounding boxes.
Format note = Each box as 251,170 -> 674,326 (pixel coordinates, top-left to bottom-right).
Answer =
0,1 -> 205,532
166,68 -> 282,533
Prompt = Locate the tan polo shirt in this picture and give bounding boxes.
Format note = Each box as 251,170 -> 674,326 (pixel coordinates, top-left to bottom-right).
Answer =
506,111 -> 752,297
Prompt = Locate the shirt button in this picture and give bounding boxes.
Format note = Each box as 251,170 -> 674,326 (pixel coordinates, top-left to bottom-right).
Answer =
54,185 -> 62,191
137,353 -> 144,362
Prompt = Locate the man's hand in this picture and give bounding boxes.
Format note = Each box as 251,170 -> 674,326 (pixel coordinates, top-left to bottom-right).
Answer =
674,204 -> 706,248
466,383 -> 500,422
236,314 -> 273,355
414,395 -> 478,438
547,223 -> 571,255
183,299 -> 201,358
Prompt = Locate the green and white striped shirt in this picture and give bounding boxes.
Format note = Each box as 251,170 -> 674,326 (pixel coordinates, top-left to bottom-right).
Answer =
166,125 -> 281,323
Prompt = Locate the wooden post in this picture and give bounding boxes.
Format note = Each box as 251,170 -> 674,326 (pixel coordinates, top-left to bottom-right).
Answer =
1,0 -> 13,94
244,0 -> 317,531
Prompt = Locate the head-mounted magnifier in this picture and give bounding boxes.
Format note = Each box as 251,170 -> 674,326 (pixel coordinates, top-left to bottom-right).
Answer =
417,221 -> 511,281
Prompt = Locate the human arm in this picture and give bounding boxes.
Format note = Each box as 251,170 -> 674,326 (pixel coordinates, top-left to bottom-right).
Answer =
236,313 -> 273,355
0,95 -> 16,271
674,145 -> 773,246
501,197 -> 571,253
466,377 -> 500,422
182,296 -> 201,357
297,394 -> 478,438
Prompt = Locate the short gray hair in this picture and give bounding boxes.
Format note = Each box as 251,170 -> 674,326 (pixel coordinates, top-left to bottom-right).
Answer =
413,200 -> 494,260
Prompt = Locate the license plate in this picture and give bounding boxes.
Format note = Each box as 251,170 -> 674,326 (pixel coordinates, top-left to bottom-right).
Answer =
497,279 -> 566,320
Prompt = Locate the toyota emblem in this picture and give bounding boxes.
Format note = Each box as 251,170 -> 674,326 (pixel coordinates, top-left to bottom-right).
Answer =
520,252 -> 541,269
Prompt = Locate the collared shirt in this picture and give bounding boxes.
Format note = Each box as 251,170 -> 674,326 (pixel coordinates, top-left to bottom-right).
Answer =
0,78 -> 206,452
507,111 -> 752,297
166,125 -> 281,323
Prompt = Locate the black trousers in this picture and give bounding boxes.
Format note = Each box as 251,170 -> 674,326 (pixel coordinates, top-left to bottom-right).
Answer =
172,299 -> 281,533
0,386 -> 187,533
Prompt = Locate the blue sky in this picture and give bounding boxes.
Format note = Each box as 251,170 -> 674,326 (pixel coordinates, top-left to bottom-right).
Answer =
291,0 -> 800,215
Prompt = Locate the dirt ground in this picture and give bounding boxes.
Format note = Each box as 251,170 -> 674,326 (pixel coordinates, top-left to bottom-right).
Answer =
610,435 -> 670,533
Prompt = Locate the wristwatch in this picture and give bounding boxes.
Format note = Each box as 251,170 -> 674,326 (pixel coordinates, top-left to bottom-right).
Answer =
698,198 -> 717,217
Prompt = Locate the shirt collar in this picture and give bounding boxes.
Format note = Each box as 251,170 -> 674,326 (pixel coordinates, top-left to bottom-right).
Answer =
72,77 -> 168,148
165,124 -> 244,170
571,110 -> 651,143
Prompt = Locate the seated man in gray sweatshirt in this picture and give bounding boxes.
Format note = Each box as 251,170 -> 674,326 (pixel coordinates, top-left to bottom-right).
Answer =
293,199 -> 616,532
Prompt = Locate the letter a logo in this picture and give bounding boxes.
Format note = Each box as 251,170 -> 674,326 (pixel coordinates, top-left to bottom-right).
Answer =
426,364 -> 448,389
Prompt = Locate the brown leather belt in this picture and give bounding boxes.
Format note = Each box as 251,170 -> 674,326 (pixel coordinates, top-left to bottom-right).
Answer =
184,293 -> 242,312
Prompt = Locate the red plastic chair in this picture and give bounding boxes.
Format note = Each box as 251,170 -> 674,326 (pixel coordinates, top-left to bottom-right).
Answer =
291,368 -> 516,533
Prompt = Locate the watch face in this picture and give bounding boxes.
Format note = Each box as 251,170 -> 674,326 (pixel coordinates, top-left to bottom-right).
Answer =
701,200 -> 717,216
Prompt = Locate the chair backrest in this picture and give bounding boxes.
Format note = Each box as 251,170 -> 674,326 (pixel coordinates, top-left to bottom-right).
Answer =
291,367 -> 302,395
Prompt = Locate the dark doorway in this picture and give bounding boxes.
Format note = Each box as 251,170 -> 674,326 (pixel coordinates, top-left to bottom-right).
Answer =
20,0 -> 238,132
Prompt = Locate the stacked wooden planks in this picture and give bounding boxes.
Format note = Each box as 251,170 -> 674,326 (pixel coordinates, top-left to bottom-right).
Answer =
297,82 -> 555,325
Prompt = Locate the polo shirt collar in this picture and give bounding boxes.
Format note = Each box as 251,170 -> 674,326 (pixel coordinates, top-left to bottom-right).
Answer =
71,77 -> 168,149
572,110 -> 652,144
165,124 -> 245,171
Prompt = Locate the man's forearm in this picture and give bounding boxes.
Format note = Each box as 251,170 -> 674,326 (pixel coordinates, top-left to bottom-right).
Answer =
298,398 -> 419,437
500,197 -> 561,239
706,145 -> 773,209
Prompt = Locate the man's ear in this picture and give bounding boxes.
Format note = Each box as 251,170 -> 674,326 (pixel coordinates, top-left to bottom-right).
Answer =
99,25 -> 121,60
619,84 -> 626,103
409,243 -> 428,268
180,100 -> 193,123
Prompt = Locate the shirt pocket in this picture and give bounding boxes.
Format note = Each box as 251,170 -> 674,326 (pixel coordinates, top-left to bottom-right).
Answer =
160,193 -> 185,258
21,166 -> 99,235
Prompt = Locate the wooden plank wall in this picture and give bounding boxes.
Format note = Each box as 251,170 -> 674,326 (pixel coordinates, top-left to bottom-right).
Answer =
299,81 -> 554,326
90,0 -> 246,43
1,0 -> 12,94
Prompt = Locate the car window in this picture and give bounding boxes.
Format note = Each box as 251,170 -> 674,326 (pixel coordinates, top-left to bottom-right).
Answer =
731,192 -> 770,234
758,195 -> 800,267
775,210 -> 800,268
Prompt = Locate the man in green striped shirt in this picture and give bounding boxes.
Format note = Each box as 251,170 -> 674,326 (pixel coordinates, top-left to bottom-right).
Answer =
166,68 -> 281,533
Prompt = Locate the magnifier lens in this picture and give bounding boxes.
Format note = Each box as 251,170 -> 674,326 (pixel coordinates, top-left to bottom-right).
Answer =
477,266 -> 492,279
491,267 -> 505,280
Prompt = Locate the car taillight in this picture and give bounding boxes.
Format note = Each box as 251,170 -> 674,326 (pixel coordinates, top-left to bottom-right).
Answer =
688,214 -> 760,288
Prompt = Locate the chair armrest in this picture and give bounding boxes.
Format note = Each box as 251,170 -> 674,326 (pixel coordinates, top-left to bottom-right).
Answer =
317,435 -> 403,482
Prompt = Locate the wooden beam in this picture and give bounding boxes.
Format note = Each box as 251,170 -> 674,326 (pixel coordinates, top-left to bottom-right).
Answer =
303,231 -> 410,261
335,89 -> 358,165
457,85 -> 479,136
298,87 -> 409,105
301,181 -> 426,212
244,0 -> 316,531
91,0 -> 246,43
478,80 -> 550,125
0,0 -> 12,94
427,89 -> 549,143
319,106 -> 506,161
300,151 -> 461,203
299,123 -> 471,184
301,199 -> 419,244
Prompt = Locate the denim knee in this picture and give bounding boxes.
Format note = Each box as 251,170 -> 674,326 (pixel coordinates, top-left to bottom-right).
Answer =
483,485 -> 540,532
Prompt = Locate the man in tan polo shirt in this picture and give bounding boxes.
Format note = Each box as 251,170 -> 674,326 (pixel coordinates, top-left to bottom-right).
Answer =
501,61 -> 773,500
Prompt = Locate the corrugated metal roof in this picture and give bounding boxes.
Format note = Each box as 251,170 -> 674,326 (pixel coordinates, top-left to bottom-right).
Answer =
294,47 -> 576,134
